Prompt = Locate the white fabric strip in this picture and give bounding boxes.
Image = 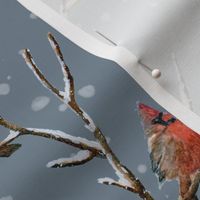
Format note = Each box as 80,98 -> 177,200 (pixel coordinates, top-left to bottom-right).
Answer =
17,0 -> 200,134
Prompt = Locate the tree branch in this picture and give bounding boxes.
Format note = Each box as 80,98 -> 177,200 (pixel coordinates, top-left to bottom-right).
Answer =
20,32 -> 154,200
47,33 -> 95,129
46,150 -> 95,168
47,32 -> 75,103
98,177 -> 139,193
22,49 -> 63,99
0,116 -> 103,158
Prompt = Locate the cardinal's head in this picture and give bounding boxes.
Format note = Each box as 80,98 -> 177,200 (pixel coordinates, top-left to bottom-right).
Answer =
137,102 -> 200,199
137,103 -> 176,137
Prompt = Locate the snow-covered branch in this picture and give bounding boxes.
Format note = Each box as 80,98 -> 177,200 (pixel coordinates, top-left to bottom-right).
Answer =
47,150 -> 94,168
98,177 -> 137,193
47,33 -> 73,103
0,116 -> 103,158
0,130 -> 20,146
22,33 -> 94,129
27,128 -> 101,151
22,49 -> 63,99
20,33 -> 154,200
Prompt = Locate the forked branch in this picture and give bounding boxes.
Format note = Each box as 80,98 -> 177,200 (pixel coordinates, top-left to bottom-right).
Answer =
0,33 -> 154,200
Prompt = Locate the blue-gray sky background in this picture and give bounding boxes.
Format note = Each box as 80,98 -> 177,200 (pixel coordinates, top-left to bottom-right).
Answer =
0,1 -> 197,200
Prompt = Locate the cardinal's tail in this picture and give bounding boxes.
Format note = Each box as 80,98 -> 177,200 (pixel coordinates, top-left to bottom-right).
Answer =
0,144 -> 21,157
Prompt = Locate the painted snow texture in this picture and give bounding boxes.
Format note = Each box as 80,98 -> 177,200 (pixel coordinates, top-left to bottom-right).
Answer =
46,150 -> 91,168
6,76 -> 11,80
31,96 -> 50,111
0,196 -> 13,200
58,103 -> 68,112
0,83 -> 10,95
78,85 -> 95,98
98,177 -> 116,185
137,164 -> 147,174
106,154 -> 132,187
0,130 -> 20,145
27,128 -> 101,150
47,36 -> 71,103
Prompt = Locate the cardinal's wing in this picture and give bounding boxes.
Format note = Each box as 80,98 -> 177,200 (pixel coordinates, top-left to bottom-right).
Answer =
148,129 -> 180,182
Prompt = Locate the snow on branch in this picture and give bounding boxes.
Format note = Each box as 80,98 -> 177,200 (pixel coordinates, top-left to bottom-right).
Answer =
47,33 -> 96,131
21,49 -> 64,99
46,150 -> 94,168
47,33 -> 72,103
0,130 -> 20,146
98,177 -> 116,185
21,34 -> 95,131
48,33 -> 96,132
98,177 -> 138,193
0,116 -> 103,158
27,128 -> 101,151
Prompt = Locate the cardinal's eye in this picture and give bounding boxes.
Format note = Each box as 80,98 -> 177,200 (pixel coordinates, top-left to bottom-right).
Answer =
151,118 -> 160,124
151,112 -> 163,125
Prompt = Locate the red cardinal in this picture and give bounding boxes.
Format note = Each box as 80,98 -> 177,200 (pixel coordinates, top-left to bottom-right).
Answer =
137,103 -> 200,200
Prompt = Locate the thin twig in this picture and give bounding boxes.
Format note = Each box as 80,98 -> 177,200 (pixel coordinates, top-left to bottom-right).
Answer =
47,33 -> 75,102
20,33 -> 154,200
22,49 -> 63,99
46,150 -> 95,168
98,177 -> 138,193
